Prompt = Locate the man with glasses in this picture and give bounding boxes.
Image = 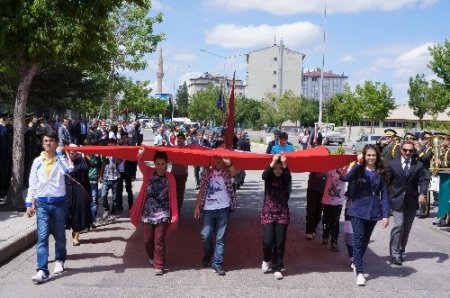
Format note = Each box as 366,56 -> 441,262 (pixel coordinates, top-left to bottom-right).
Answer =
387,140 -> 428,266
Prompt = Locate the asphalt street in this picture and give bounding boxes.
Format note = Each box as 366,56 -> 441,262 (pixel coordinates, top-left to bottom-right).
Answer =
0,129 -> 449,297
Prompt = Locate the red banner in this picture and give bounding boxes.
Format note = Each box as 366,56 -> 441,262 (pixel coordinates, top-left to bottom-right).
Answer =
69,145 -> 355,173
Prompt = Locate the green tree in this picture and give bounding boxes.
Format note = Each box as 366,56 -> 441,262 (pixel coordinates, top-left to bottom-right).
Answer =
119,79 -> 167,118
278,90 -> 302,126
300,98 -> 320,127
260,92 -> 285,128
175,82 -> 189,117
408,74 -> 429,130
188,84 -> 223,125
428,40 -> 450,87
235,97 -> 262,129
355,81 -> 396,133
107,2 -> 164,119
0,1 -> 163,207
328,85 -> 363,139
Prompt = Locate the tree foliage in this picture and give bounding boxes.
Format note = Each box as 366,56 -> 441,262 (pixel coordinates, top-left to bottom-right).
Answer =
235,97 -> 262,129
175,82 -> 189,117
355,81 -> 396,132
119,79 -> 167,117
408,74 -> 429,129
428,40 -> 450,87
0,0 -> 164,207
188,84 -> 223,125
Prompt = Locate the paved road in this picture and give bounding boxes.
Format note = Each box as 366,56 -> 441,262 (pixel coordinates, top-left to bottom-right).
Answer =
0,129 -> 449,297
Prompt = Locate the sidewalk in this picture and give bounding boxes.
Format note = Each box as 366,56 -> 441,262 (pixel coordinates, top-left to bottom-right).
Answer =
0,211 -> 36,265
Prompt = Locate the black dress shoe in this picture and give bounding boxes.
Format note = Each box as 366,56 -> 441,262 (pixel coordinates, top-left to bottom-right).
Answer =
392,257 -> 402,266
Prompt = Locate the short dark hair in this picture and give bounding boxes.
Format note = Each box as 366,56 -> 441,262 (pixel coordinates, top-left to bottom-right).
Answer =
279,132 -> 288,140
176,133 -> 186,140
42,129 -> 59,143
153,151 -> 168,162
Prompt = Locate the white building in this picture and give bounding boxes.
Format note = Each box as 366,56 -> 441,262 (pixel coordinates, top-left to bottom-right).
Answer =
301,68 -> 348,100
188,72 -> 246,97
246,40 -> 305,100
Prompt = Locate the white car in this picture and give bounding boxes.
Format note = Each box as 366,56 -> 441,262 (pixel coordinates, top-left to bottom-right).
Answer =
352,134 -> 385,153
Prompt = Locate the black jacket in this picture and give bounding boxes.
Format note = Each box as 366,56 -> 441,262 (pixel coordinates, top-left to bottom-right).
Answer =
387,158 -> 429,211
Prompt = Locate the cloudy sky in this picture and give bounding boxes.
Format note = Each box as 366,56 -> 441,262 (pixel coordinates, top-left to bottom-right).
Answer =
128,0 -> 449,104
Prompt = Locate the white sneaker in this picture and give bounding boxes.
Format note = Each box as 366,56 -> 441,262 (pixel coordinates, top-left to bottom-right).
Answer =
356,273 -> 366,286
274,271 -> 283,280
54,261 -> 64,275
261,261 -> 271,273
31,270 -> 49,284
351,263 -> 356,275
149,259 -> 154,267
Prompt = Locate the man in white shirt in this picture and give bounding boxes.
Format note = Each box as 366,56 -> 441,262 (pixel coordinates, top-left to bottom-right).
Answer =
26,130 -> 74,284
194,153 -> 238,276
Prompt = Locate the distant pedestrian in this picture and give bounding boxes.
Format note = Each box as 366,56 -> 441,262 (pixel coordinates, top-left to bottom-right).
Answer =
130,150 -> 179,275
99,138 -> 121,219
270,132 -> 295,154
171,133 -> 189,213
261,154 -> 292,280
25,130 -> 74,284
58,117 -> 72,146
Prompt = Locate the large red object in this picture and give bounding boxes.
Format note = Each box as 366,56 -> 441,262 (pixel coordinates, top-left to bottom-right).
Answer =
70,145 -> 355,173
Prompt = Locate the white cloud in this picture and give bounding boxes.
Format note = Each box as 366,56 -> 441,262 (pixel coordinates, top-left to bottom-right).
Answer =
151,0 -> 171,11
173,53 -> 198,62
340,54 -> 356,63
178,71 -> 204,85
206,0 -> 437,15
204,22 -> 321,49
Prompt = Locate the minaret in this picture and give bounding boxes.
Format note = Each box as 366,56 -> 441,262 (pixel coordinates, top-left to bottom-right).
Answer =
156,48 -> 164,93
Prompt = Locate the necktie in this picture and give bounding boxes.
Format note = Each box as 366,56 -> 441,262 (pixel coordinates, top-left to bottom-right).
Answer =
404,160 -> 410,175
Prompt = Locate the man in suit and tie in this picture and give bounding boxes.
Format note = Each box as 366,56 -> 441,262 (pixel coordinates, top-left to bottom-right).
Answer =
387,140 -> 429,265
74,117 -> 88,145
58,117 -> 72,146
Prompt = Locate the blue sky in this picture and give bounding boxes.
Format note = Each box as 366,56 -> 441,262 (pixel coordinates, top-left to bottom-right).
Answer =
128,0 -> 450,104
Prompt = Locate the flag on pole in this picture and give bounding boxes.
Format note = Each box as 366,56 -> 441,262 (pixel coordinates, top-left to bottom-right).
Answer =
216,87 -> 226,111
225,72 -> 236,149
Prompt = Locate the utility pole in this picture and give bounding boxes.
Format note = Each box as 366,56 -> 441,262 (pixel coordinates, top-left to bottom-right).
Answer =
318,0 -> 327,125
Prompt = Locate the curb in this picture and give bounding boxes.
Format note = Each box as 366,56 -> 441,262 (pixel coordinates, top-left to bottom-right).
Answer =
0,225 -> 37,265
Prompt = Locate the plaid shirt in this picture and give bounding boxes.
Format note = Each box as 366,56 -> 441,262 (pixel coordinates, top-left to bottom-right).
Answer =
199,167 -> 237,211
103,157 -> 120,181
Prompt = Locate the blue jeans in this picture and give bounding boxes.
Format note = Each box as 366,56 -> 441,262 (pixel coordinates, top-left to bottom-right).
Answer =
200,207 -> 231,266
36,200 -> 67,276
90,181 -> 98,220
351,217 -> 377,274
101,179 -> 118,213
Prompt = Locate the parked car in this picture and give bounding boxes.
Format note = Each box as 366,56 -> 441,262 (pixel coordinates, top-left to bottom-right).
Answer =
322,127 -> 346,145
351,134 -> 385,153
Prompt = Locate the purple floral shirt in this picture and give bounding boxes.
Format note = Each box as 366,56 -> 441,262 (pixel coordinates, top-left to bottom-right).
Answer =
261,166 -> 292,224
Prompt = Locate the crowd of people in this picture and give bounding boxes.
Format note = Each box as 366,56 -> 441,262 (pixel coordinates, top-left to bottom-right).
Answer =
3,112 -> 448,287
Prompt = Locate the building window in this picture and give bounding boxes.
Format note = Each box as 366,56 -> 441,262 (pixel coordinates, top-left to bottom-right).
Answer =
273,57 -> 278,61
273,70 -> 277,75
273,84 -> 277,89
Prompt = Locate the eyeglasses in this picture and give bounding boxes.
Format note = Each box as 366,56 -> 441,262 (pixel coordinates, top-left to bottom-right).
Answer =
402,149 -> 413,153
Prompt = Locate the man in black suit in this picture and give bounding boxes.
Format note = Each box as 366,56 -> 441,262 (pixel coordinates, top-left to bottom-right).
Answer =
387,140 -> 429,265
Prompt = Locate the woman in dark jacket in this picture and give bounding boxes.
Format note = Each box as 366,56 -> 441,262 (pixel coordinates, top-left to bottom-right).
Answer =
344,144 -> 390,286
66,147 -> 93,246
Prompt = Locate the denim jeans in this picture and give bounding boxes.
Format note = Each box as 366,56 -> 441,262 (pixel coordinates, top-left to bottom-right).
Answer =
36,200 -> 67,276
351,217 -> 377,274
263,223 -> 287,272
90,181 -> 98,220
200,207 -> 231,266
101,179 -> 118,213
